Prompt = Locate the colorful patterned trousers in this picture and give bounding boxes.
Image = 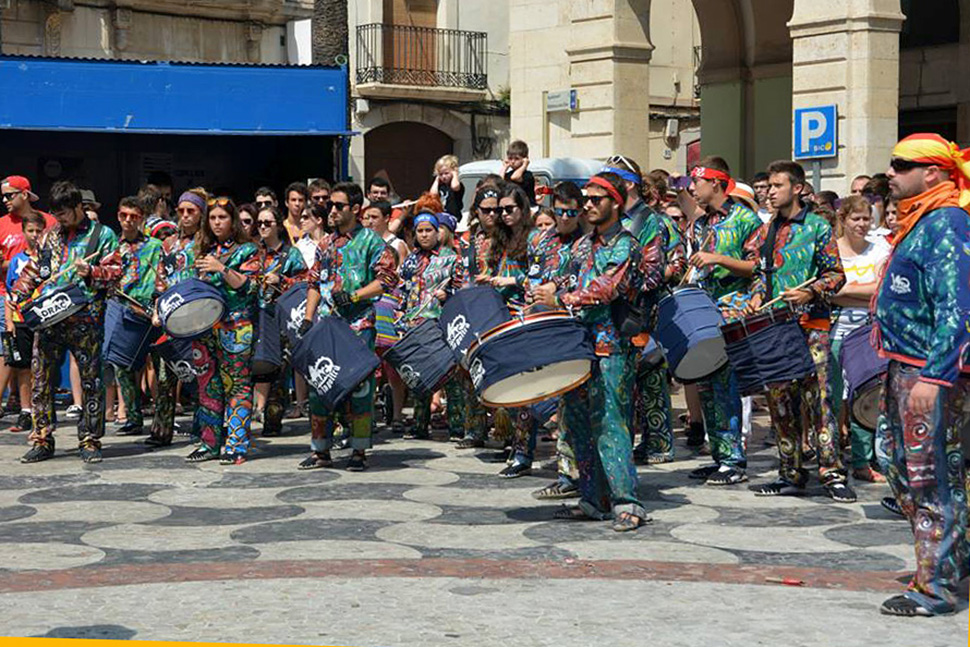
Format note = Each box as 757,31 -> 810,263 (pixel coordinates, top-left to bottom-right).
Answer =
29,313 -> 105,448
148,350 -> 178,445
457,369 -> 489,441
562,351 -> 646,519
875,362 -> 969,614
413,373 -> 466,436
510,397 -> 559,465
193,318 -> 255,457
696,364 -> 745,468
633,356 -> 674,461
309,328 -> 376,452
115,366 -> 144,428
826,335 -> 874,469
765,327 -> 844,486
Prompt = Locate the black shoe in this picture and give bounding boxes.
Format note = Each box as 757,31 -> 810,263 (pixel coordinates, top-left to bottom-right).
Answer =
402,428 -> 430,440
685,422 -> 705,448
116,421 -> 145,436
879,594 -> 939,617
706,466 -> 748,486
79,442 -> 102,464
144,436 -> 171,448
21,440 -> 55,463
753,479 -> 804,497
14,411 -> 32,432
688,464 -> 719,480
498,462 -> 532,479
346,451 -> 367,472
824,481 -> 857,503
880,496 -> 904,517
297,451 -> 333,470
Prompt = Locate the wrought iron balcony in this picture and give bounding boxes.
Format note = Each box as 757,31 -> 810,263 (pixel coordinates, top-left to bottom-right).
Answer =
356,23 -> 488,91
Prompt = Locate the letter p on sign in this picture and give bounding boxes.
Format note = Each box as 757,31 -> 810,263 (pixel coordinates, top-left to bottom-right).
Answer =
793,105 -> 837,160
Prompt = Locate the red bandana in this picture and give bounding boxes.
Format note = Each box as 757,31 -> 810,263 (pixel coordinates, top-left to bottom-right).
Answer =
585,176 -> 624,206
690,166 -> 736,195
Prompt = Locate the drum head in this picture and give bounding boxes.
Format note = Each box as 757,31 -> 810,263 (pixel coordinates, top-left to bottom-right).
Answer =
673,337 -> 728,381
166,299 -> 225,337
480,358 -> 592,407
851,382 -> 882,432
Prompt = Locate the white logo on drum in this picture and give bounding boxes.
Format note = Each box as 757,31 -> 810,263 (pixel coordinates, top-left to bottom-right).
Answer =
172,360 -> 195,382
889,273 -> 912,295
309,356 -> 340,393
286,299 -> 308,333
446,314 -> 470,350
469,358 -> 485,389
159,293 -> 185,317
33,292 -> 73,322
399,364 -> 421,388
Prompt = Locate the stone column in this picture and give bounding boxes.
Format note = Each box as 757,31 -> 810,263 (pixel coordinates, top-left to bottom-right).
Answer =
788,0 -> 904,192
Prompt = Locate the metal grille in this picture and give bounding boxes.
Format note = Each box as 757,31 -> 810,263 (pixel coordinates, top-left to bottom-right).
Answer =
356,23 -> 487,90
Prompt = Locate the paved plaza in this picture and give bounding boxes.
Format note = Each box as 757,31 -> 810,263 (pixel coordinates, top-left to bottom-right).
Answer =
0,395 -> 965,646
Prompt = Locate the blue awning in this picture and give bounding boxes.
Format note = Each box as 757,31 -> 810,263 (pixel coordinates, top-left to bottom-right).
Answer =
0,55 -> 350,136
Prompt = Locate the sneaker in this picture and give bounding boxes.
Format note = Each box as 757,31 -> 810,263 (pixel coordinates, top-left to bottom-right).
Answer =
65,405 -> 83,420
3,398 -> 20,416
753,479 -> 804,497
532,480 -> 579,500
498,462 -> 532,479
706,465 -> 748,486
79,441 -> 102,464
14,411 -> 32,433
688,464 -> 719,480
21,440 -> 55,463
346,451 -> 367,472
880,496 -> 904,517
824,481 -> 857,503
116,421 -> 145,436
220,453 -> 247,466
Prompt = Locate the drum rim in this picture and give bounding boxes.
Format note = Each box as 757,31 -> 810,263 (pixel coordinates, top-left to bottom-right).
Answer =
466,310 -> 577,354
480,367 -> 592,408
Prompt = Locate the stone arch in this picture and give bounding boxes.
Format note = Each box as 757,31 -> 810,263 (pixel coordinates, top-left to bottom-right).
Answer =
364,119 -> 455,200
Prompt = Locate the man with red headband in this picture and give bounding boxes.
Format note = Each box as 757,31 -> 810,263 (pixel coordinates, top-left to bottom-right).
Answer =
871,133 -> 970,617
683,156 -> 762,486
533,172 -> 648,532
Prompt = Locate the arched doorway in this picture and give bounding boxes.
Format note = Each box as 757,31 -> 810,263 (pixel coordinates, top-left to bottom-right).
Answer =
364,122 -> 453,201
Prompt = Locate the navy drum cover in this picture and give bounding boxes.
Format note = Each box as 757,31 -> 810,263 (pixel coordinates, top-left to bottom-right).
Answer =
276,283 -> 311,349
21,283 -> 90,330
384,319 -> 457,398
157,278 -> 226,339
724,317 -> 816,396
154,336 -> 196,383
439,286 -> 511,362
467,314 -> 596,407
654,287 -> 727,382
839,323 -> 888,431
291,316 -> 380,412
252,306 -> 283,377
103,299 -> 159,371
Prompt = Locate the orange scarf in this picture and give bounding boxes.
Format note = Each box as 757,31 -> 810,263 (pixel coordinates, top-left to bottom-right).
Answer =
893,181 -> 964,248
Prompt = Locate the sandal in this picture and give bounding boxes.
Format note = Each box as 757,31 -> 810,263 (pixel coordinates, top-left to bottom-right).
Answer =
297,451 -> 333,470
185,447 -> 219,463
706,466 -> 748,486
824,481 -> 857,503
612,512 -> 649,532
532,481 -> 579,500
498,462 -> 532,479
880,496 -> 905,517
144,437 -> 171,448
879,595 -> 937,617
456,437 -> 484,449
552,505 -> 595,521
852,466 -> 886,483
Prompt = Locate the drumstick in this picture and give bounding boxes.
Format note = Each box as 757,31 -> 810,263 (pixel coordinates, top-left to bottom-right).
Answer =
392,200 -> 417,210
757,278 -> 817,312
681,231 -> 716,287
112,290 -> 150,317
395,277 -> 451,325
19,250 -> 103,308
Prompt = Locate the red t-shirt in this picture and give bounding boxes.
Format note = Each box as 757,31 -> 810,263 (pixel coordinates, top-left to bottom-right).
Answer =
0,210 -> 55,295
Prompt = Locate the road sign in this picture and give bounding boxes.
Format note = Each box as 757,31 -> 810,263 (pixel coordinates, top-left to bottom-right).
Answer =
546,89 -> 577,113
793,105 -> 837,160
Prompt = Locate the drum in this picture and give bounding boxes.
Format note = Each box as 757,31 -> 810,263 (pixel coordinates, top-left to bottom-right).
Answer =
153,335 -> 196,383
21,284 -> 90,330
654,287 -> 727,382
157,278 -> 226,339
252,306 -> 282,377
290,316 -> 380,412
438,286 -> 511,364
276,283 -> 311,349
466,310 -> 596,407
384,319 -> 456,398
103,299 -> 158,371
721,309 -> 816,395
839,323 -> 888,431
637,335 -> 667,375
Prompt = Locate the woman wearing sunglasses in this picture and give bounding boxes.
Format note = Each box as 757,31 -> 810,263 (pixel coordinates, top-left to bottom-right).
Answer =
186,197 -> 261,465
253,206 -> 307,436
476,182 -> 532,301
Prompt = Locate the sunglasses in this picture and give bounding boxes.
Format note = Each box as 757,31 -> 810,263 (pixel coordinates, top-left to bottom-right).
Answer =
889,158 -> 932,173
497,205 -> 518,215
584,195 -> 609,206
311,195 -> 330,203
257,220 -> 275,228
554,208 -> 581,219
207,197 -> 231,207
330,201 -> 350,212
255,200 -> 274,208
2,192 -> 19,201
605,154 -> 635,172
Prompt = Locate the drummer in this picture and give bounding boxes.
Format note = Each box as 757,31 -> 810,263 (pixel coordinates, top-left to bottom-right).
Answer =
684,158 -> 762,485
253,205 -> 308,437
148,189 -> 206,448
397,210 -> 465,440
746,160 -> 853,502
532,172 -> 649,532
89,196 -> 163,437
15,181 -> 118,464
299,182 -> 398,471
186,197 -> 260,465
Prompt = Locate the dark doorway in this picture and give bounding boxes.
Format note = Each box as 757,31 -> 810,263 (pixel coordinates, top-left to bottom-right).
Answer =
365,121 -> 453,201
899,107 -> 958,143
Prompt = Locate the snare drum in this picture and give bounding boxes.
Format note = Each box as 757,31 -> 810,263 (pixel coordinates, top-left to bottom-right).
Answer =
103,299 -> 158,371
466,310 -> 596,407
153,334 -> 197,383
384,318 -> 456,398
157,278 -> 226,339
721,309 -> 816,395
276,283 -> 311,349
291,316 -> 380,412
654,286 -> 727,381
839,323 -> 888,431
439,286 -> 511,363
252,306 -> 283,377
21,284 -> 91,330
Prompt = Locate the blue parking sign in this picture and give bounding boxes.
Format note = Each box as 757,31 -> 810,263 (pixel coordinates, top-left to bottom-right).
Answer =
793,105 -> 838,160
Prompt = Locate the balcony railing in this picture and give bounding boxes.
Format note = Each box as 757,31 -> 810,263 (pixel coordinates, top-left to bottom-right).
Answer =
356,23 -> 487,91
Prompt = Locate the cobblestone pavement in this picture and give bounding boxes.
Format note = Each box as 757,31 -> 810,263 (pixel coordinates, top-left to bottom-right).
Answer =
0,395 -> 965,646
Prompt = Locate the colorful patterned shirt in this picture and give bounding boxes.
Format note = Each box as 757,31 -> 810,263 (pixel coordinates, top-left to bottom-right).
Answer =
691,198 -> 762,301
532,227 -> 584,291
198,240 -> 260,321
559,221 -> 641,356
398,244 -> 464,326
874,205 -> 970,386
309,223 -> 398,331
90,233 -> 163,310
155,235 -> 197,295
624,206 -> 666,298
747,206 -> 845,323
659,212 -> 688,284
257,242 -> 308,309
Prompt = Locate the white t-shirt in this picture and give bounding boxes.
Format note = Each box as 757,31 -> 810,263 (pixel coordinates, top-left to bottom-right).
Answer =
296,235 -> 319,269
832,241 -> 890,341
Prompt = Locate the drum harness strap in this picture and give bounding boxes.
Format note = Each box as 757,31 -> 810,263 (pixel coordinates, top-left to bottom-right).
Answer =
758,216 -> 783,302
